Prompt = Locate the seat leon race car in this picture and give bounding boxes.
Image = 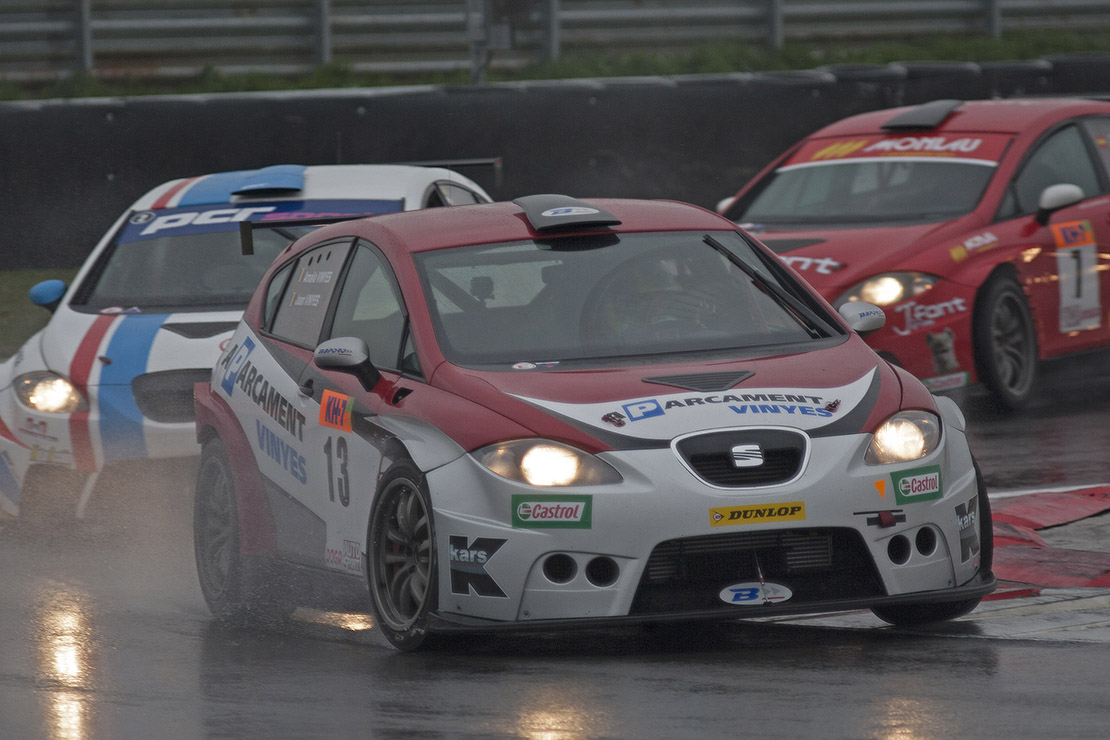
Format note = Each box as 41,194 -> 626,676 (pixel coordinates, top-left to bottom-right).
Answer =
717,97 -> 1110,409
0,163 -> 492,519
192,193 -> 995,650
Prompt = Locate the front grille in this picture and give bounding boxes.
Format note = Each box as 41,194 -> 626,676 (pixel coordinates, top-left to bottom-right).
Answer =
676,428 -> 806,487
132,369 -> 213,423
630,527 -> 883,615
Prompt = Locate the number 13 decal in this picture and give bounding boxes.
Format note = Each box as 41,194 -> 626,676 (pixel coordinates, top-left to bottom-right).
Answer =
324,436 -> 350,506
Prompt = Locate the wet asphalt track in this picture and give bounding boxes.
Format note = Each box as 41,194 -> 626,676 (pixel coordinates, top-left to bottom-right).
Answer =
1,350 -> 1109,739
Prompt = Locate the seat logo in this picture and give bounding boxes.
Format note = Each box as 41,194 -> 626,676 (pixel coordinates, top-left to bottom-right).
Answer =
730,443 -> 764,468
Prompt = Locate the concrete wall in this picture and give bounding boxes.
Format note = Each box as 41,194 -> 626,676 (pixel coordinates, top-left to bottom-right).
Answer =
3,55 -> 1109,269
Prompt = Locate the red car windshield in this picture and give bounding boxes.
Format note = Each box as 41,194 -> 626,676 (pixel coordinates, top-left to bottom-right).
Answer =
735,133 -> 1007,227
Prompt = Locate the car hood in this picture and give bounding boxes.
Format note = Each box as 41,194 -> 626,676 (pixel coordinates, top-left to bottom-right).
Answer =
37,308 -> 241,384
434,336 -> 912,449
748,221 -> 955,300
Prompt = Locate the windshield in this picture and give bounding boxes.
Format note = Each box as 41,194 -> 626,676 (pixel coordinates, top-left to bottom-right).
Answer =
414,230 -> 842,367
739,159 -> 994,226
72,228 -> 306,313
71,199 -> 401,313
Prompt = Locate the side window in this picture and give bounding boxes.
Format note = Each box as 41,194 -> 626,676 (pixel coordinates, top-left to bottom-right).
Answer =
262,262 -> 294,330
436,182 -> 484,205
329,242 -> 408,372
1080,116 -> 1110,178
1003,124 -> 1102,218
269,240 -> 353,347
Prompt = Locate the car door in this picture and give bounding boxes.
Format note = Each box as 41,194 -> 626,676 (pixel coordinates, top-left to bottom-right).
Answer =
297,240 -> 412,578
227,238 -> 354,567
994,119 -> 1110,357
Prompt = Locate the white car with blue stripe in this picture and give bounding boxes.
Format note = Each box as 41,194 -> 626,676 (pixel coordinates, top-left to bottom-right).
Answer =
0,163 -> 491,518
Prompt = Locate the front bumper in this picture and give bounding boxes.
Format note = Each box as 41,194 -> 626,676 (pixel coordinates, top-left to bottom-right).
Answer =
425,425 -> 989,628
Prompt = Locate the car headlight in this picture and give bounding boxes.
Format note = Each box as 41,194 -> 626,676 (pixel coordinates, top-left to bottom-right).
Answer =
866,411 -> 941,464
15,372 -> 87,414
476,440 -> 622,486
837,272 -> 938,307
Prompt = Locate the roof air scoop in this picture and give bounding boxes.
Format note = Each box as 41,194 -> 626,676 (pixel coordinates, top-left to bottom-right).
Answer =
881,99 -> 963,131
230,164 -> 307,195
513,194 -> 621,232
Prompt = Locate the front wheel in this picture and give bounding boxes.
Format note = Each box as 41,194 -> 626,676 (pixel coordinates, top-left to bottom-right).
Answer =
973,275 -> 1038,410
367,461 -> 438,651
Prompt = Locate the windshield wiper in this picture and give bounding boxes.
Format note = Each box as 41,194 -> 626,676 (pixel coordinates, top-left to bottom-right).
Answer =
703,234 -> 837,339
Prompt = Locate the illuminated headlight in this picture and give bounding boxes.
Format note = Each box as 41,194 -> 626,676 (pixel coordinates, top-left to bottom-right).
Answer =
15,372 -> 87,414
476,440 -> 622,487
838,272 -> 938,307
866,411 -> 941,464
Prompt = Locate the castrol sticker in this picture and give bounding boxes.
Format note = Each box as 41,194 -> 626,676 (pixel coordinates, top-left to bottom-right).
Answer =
511,494 -> 592,529
891,465 -> 943,504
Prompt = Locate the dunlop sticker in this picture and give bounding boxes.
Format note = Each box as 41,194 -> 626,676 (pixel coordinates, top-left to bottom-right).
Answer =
709,502 -> 805,528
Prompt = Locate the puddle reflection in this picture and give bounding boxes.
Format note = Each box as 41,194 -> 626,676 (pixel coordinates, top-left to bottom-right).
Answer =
35,587 -> 95,740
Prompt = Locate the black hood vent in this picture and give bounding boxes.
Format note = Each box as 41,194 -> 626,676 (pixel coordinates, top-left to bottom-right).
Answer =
642,370 -> 754,392
160,322 -> 240,339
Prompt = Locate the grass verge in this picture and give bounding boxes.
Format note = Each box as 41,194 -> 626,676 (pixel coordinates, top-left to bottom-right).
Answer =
0,269 -> 79,360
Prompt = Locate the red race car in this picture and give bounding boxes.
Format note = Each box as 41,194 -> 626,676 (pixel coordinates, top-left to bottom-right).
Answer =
718,98 -> 1110,409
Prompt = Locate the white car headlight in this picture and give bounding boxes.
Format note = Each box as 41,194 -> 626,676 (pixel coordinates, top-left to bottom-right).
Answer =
477,440 -> 622,487
866,410 -> 941,464
15,372 -> 87,414
838,272 -> 938,307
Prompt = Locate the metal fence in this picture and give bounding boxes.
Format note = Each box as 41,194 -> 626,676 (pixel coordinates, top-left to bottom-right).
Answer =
3,1 -> 1110,85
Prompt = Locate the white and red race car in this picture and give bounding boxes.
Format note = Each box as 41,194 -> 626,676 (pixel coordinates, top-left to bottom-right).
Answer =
0,163 -> 491,518
193,194 -> 995,650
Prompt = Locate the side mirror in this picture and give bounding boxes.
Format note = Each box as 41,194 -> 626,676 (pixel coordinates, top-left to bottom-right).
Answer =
1035,183 -> 1085,225
715,196 -> 735,214
838,301 -> 886,335
314,337 -> 381,390
29,279 -> 67,313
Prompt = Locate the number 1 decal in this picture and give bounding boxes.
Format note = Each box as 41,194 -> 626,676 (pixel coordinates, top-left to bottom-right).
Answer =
1050,220 -> 1101,333
1055,245 -> 1101,333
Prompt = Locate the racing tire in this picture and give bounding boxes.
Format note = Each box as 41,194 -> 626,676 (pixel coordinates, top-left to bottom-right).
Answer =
871,461 -> 993,627
973,275 -> 1038,410
367,461 -> 439,651
194,437 -> 295,625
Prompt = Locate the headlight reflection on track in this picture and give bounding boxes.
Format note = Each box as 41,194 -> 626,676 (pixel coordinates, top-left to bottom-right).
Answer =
35,588 -> 94,740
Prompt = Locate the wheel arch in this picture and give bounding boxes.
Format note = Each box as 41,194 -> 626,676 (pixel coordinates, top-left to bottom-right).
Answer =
194,382 -> 277,554
971,262 -> 1044,362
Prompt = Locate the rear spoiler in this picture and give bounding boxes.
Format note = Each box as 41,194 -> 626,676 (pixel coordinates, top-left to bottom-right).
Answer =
400,156 -> 504,191
239,217 -> 356,255
238,157 -> 505,255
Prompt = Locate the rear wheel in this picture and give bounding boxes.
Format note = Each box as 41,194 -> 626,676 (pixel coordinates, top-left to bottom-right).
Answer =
367,461 -> 438,651
871,461 -> 993,626
974,275 -> 1037,410
193,437 -> 291,624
